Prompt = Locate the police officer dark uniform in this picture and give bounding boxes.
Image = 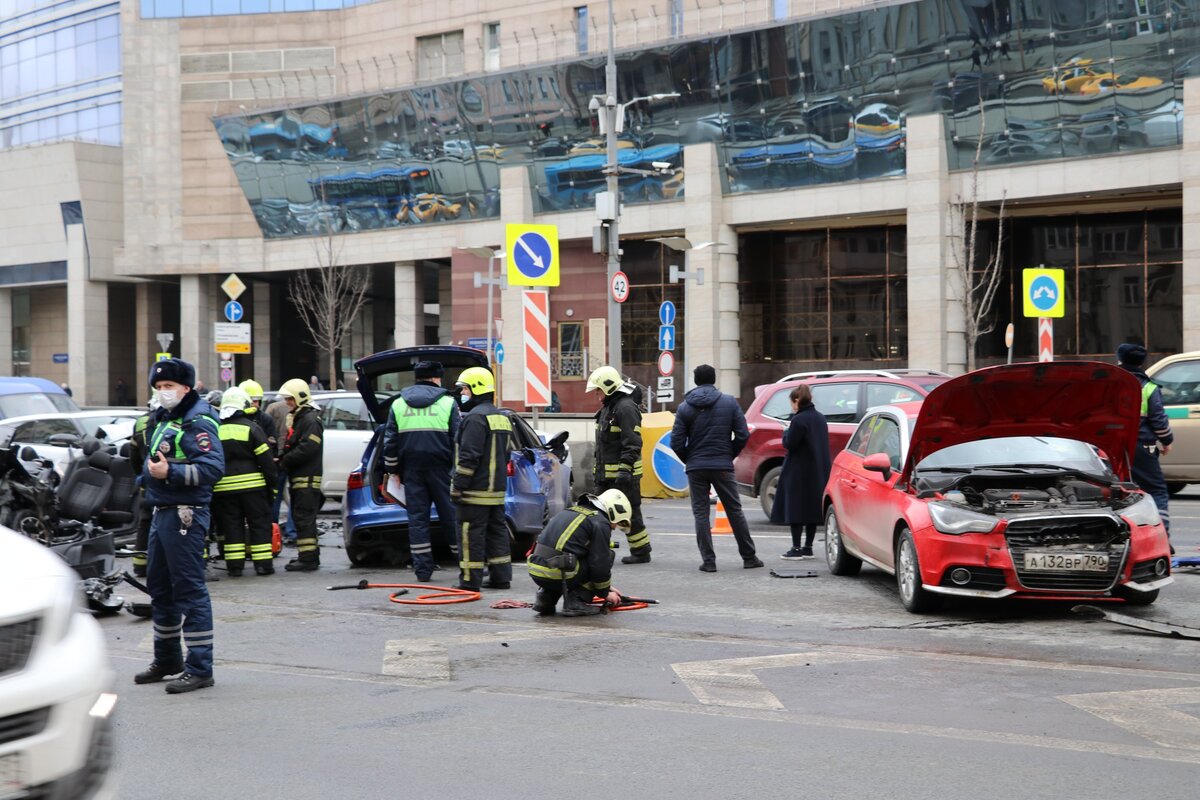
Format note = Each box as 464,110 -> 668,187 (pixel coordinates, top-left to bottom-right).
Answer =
382,360 -> 459,582
213,388 -> 279,576
528,489 -> 631,616
134,358 -> 224,694
128,398 -> 157,578
587,365 -> 651,563
277,378 -> 325,571
1118,343 -> 1175,538
451,367 -> 514,590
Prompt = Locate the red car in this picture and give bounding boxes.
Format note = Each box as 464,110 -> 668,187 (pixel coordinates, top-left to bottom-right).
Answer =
735,370 -> 951,516
822,361 -> 1173,612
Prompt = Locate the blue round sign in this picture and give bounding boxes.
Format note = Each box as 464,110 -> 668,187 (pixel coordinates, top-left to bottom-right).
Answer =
224,300 -> 244,323
1029,275 -> 1058,312
659,301 -> 676,326
513,233 -> 553,279
494,342 -> 505,365
652,430 -> 688,493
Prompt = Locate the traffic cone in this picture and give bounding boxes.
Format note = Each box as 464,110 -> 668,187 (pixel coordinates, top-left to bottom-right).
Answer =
712,500 -> 733,535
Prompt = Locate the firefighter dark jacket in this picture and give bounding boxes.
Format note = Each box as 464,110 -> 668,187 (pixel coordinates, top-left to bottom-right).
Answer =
452,400 -> 513,505
531,503 -> 614,592
214,409 -> 278,494
280,404 -> 323,490
594,391 -> 643,480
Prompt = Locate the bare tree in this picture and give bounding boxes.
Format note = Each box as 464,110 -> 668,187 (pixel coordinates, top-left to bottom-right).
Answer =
948,113 -> 1007,372
288,208 -> 371,389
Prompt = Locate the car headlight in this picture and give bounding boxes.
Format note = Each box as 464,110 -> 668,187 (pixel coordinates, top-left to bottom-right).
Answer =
1122,494 -> 1162,527
41,576 -> 83,645
927,502 -> 999,535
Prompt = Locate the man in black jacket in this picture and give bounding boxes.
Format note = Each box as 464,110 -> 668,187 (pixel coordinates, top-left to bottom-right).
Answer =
670,364 -> 762,572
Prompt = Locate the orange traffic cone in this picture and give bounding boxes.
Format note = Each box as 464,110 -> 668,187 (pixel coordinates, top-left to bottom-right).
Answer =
712,500 -> 733,535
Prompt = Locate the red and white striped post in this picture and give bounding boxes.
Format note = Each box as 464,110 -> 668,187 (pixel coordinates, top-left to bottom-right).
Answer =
1037,318 -> 1053,362
522,290 -> 552,411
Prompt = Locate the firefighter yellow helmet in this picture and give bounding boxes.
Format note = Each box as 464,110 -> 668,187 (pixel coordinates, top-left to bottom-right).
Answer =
595,489 -> 632,530
238,379 -> 264,399
586,366 -> 623,395
277,378 -> 312,406
456,367 -> 495,395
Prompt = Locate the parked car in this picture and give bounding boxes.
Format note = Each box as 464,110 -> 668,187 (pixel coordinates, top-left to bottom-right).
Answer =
0,377 -> 80,420
0,527 -> 117,798
735,370 -> 952,516
1041,58 -> 1105,94
340,346 -> 572,566
0,411 -> 139,479
1146,350 -> 1200,495
822,362 -> 1173,613
1078,73 -> 1164,95
309,391 -> 386,498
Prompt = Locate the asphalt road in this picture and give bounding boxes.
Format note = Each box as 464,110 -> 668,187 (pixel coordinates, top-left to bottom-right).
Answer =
103,488 -> 1200,799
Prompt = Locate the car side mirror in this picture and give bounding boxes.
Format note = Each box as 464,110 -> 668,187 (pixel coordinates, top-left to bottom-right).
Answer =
862,452 -> 892,481
47,433 -> 80,447
546,430 -> 569,449
19,446 -> 38,462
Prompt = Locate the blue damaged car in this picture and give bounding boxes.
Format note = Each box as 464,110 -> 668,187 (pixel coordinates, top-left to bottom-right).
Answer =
341,345 -> 571,567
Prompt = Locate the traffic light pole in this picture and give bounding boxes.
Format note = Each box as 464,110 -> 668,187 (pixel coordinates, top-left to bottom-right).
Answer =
605,0 -> 622,373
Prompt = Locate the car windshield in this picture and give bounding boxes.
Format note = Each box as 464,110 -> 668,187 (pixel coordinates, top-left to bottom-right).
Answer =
0,392 -> 79,418
917,436 -> 1108,475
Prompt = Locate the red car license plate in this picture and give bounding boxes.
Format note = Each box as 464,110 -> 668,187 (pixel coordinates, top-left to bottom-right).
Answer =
1023,552 -> 1109,572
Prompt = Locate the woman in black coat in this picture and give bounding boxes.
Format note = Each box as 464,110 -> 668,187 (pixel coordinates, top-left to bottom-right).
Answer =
769,384 -> 832,559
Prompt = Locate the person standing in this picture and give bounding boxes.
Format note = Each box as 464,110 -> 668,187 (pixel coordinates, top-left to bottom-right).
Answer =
670,365 -> 763,572
381,361 -> 459,582
771,383 -> 831,560
135,358 -> 224,694
238,379 -> 277,451
212,388 -> 278,576
114,377 -> 131,406
586,365 -> 651,563
1117,343 -> 1174,540
276,379 -> 325,571
528,489 -> 630,617
451,367 -> 514,591
265,389 -> 297,545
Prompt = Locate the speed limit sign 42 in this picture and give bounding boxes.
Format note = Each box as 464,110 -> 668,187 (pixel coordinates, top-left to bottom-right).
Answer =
611,271 -> 630,304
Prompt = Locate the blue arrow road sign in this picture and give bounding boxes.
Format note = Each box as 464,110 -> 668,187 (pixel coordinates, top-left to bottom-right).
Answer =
494,342 -> 505,365
652,430 -> 688,493
512,232 -> 553,280
659,325 -> 675,351
224,300 -> 244,323
659,300 -> 676,326
1029,276 -> 1058,313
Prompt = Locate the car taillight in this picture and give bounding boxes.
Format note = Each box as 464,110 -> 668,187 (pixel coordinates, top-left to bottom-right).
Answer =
347,471 -> 365,491
507,461 -> 514,477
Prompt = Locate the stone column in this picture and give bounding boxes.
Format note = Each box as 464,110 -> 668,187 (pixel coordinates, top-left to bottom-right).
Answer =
0,288 -> 12,376
497,165 -> 534,405
904,114 -> 959,372
394,261 -> 423,348
1183,77 -> 1200,352
66,226 -> 109,405
682,142 -> 739,394
252,280 -> 272,387
180,274 -> 216,389
135,282 -> 162,405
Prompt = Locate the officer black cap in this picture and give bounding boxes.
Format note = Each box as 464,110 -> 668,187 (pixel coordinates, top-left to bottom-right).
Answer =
149,358 -> 196,389
414,361 -> 444,379
1116,343 -> 1147,368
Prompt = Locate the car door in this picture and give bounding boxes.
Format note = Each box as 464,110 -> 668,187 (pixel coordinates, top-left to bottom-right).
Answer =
320,396 -> 376,496
503,412 -> 564,535
1148,355 -> 1200,485
855,413 -> 905,567
830,416 -> 876,553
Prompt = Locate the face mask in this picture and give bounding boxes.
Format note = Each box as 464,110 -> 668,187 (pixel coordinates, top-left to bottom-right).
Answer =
158,389 -> 181,410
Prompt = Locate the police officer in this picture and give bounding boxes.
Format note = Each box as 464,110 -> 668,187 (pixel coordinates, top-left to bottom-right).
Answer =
382,361 -> 459,582
238,379 -> 277,450
1117,343 -> 1174,539
528,489 -> 631,616
586,365 -> 651,563
134,358 -> 224,694
128,394 -> 158,578
213,388 -> 278,576
451,367 -> 514,591
277,378 -> 325,571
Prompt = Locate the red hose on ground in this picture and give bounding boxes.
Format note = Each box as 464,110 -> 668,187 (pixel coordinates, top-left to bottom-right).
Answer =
325,580 -> 481,605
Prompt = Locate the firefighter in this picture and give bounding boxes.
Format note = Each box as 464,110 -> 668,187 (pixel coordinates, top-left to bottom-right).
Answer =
238,379 -> 277,450
528,489 -> 631,616
586,365 -> 651,563
451,366 -> 514,591
277,378 -> 325,572
135,358 -> 224,694
381,361 -> 459,582
128,394 -> 158,578
212,388 -> 278,576
1117,343 -> 1174,541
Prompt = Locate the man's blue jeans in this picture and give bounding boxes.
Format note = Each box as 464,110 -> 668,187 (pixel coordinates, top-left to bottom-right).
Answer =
272,472 -> 298,540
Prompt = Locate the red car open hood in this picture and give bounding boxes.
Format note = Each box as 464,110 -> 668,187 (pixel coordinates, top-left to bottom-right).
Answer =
903,361 -> 1142,481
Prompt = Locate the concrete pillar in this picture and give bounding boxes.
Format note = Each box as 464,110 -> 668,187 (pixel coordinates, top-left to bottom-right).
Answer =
66,226 -> 108,405
252,280 -> 272,387
682,142 -> 739,395
180,274 -> 216,389
497,164 -> 535,405
394,261 -> 423,348
1183,78 -> 1200,352
437,266 -> 453,344
135,282 -> 163,405
0,288 -> 12,376
904,114 -> 959,373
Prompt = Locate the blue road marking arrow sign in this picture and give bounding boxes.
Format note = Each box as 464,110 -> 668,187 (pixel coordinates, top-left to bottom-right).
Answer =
659,325 -> 675,351
659,300 -> 676,326
224,300 -> 244,323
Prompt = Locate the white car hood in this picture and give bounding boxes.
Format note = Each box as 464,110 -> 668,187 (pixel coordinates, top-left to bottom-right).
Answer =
0,528 -> 75,620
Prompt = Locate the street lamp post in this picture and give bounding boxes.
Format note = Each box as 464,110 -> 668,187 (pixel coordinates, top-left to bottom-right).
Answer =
458,246 -> 505,366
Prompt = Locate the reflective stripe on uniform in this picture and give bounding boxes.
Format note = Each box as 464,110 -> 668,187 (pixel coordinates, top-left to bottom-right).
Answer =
391,395 -> 454,433
218,424 -> 251,442
214,472 -> 267,492
1140,381 -> 1157,416
290,476 -> 322,490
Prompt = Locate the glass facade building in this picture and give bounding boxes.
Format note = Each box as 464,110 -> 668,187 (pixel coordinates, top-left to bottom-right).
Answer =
217,0 -> 1199,240
0,0 -> 121,148
139,0 -> 379,18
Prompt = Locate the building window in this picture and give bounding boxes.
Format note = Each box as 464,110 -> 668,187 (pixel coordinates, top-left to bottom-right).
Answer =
484,22 -> 500,72
669,0 -> 683,37
417,31 -> 464,81
771,0 -> 788,21
574,6 -> 588,54
11,289 -> 30,377
557,321 -> 584,378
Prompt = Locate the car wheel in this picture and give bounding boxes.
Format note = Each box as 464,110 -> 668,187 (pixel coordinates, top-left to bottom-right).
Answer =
824,505 -> 862,576
896,528 -> 940,613
759,466 -> 781,519
1167,482 -> 1188,497
346,547 -> 369,567
1117,586 -> 1159,606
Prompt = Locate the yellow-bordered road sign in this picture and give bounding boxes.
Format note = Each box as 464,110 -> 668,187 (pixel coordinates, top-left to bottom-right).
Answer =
506,223 -> 559,287
1022,268 -> 1065,318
